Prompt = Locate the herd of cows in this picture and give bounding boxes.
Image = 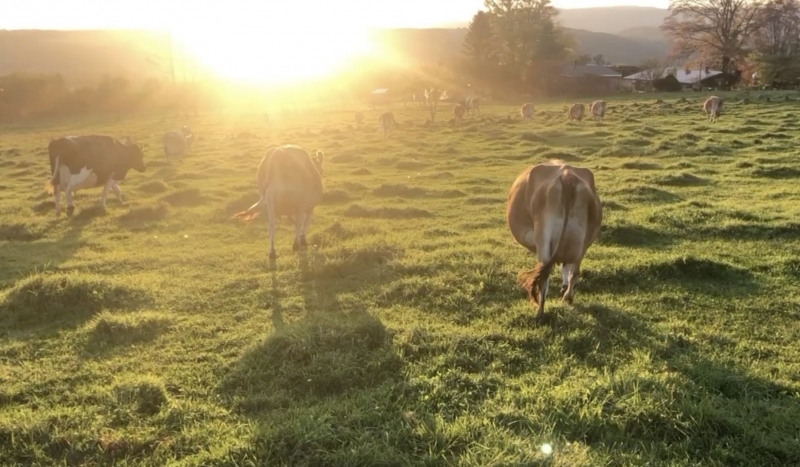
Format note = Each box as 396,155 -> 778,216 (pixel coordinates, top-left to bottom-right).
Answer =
43,94 -> 727,319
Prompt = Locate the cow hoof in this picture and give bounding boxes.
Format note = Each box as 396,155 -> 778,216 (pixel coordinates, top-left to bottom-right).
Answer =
292,241 -> 300,251
66,206 -> 75,217
559,285 -> 568,298
269,251 -> 277,260
299,236 -> 308,248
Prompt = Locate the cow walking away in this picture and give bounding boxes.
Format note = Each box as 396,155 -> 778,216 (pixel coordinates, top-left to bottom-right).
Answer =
703,96 -> 722,123
506,160 -> 603,320
568,103 -> 585,121
453,104 -> 466,123
521,103 -> 535,119
379,111 -> 395,138
590,100 -> 606,122
162,125 -> 195,163
466,97 -> 481,115
47,135 -> 146,217
233,144 -> 324,260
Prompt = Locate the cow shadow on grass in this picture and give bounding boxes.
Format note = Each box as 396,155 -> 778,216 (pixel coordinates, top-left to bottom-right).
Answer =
546,302 -> 800,465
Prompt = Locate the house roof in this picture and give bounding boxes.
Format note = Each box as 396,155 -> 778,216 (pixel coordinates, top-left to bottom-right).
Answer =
562,64 -> 622,78
624,68 -> 723,84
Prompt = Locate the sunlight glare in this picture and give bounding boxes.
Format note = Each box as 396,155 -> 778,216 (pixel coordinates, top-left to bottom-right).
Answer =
173,6 -> 375,86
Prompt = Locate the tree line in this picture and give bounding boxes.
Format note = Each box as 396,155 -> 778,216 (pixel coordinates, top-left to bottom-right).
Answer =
461,0 -> 800,90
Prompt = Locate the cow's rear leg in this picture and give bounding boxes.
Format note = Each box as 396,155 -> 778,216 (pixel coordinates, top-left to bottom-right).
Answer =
267,204 -> 277,260
299,209 -> 313,248
65,190 -> 75,217
53,185 -> 61,217
535,277 -> 549,320
111,182 -> 126,205
560,263 -> 580,304
292,212 -> 306,251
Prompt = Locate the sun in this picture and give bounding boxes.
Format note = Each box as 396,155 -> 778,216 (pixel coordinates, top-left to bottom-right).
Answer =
172,12 -> 375,86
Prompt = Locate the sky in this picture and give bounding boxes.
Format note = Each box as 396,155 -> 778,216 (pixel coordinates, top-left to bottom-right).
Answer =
3,1 -> 671,30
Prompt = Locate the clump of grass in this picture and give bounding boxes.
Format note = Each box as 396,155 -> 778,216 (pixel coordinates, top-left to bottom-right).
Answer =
654,173 -> 708,187
0,272 -> 151,328
110,375 -> 169,419
87,311 -> 172,351
159,188 -> 209,207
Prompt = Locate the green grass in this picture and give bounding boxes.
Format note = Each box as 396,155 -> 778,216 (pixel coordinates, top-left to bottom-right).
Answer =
2,90 -> 800,466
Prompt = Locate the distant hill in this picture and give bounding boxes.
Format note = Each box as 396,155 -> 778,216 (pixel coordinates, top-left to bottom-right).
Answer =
555,7 -> 668,35
565,28 -> 668,65
0,30 -> 172,87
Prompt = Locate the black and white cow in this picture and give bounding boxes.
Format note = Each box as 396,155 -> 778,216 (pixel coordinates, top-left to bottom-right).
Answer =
47,135 -> 146,217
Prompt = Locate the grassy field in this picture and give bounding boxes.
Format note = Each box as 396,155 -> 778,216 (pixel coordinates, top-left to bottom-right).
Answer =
2,91 -> 800,466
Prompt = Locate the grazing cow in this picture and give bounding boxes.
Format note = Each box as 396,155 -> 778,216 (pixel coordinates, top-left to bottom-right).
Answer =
466,97 -> 481,115
590,100 -> 606,122
162,125 -> 195,163
506,160 -> 603,320
47,135 -> 146,217
568,103 -> 585,121
703,96 -> 722,123
379,111 -> 395,138
233,144 -> 324,260
521,103 -> 535,119
355,111 -> 364,124
453,104 -> 466,123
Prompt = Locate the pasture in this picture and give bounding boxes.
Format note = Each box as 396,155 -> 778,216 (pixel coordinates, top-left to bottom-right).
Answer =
2,92 -> 800,466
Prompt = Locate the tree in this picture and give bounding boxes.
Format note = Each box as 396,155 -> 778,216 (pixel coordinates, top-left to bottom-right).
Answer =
751,0 -> 800,85
638,58 -> 668,90
593,54 -> 607,65
484,0 -> 562,69
661,0 -> 765,73
463,11 -> 498,64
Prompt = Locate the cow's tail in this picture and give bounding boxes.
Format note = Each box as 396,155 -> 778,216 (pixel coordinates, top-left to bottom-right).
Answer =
233,193 -> 265,222
517,170 -> 578,304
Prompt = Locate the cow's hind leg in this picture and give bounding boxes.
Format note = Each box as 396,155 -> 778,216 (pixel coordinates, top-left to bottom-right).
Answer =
266,202 -> 277,260
299,209 -> 314,248
53,184 -> 61,217
560,263 -> 580,304
292,211 -> 306,251
111,182 -> 125,204
65,189 -> 75,217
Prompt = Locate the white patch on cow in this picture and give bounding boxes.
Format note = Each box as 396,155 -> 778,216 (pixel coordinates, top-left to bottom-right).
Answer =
69,167 -> 98,192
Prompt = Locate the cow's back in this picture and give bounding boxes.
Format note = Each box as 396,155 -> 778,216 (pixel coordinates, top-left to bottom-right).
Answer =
261,145 -> 323,216
50,135 -> 117,181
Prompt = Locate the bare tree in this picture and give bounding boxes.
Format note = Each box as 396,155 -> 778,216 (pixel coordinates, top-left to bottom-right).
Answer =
661,0 -> 765,72
752,0 -> 800,85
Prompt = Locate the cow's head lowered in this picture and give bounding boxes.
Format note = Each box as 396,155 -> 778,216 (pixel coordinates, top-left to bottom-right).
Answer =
122,137 -> 147,172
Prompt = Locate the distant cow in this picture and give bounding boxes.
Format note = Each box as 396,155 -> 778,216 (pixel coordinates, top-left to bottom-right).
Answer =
379,111 -> 395,138
233,144 -> 324,260
521,103 -> 535,119
506,160 -> 603,320
453,104 -> 466,123
568,103 -> 585,121
703,96 -> 722,123
355,111 -> 364,124
162,125 -> 195,163
47,135 -> 146,217
465,97 -> 481,115
590,100 -> 606,122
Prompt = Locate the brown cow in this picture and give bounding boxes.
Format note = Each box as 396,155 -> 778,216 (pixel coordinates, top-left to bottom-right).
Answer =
233,144 -> 324,260
590,100 -> 606,122
568,103 -> 585,121
703,96 -> 722,123
379,111 -> 395,138
506,160 -> 603,320
453,104 -> 466,123
521,103 -> 535,119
